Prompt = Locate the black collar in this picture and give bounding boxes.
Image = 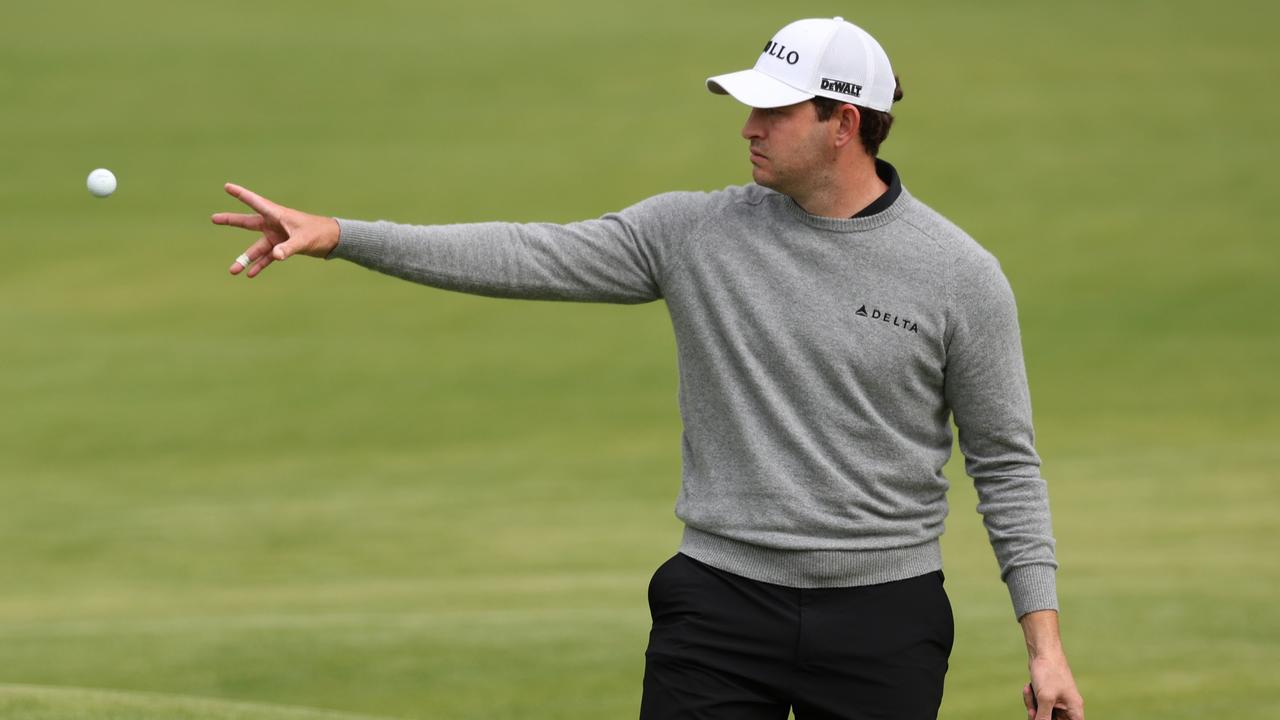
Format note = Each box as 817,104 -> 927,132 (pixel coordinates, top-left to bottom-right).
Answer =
852,158 -> 902,219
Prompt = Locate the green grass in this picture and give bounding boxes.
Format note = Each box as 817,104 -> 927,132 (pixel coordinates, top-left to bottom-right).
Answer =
0,685 -> 391,720
2,1 -> 1278,718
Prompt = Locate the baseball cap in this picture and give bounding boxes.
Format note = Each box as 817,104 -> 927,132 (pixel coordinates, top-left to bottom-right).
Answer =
707,17 -> 896,111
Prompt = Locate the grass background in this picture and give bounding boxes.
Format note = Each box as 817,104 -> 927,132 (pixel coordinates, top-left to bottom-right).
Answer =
1,0 -> 1277,718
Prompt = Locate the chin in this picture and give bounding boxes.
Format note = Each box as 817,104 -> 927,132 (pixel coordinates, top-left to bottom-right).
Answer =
751,168 -> 780,191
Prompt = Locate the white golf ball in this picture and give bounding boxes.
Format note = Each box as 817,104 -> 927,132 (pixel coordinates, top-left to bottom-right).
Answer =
87,168 -> 117,198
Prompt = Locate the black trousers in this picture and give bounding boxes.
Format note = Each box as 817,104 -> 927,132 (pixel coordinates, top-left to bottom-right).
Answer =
640,552 -> 953,720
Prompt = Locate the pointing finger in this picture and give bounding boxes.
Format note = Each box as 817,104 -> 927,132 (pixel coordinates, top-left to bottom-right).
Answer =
212,212 -> 266,231
224,183 -> 281,218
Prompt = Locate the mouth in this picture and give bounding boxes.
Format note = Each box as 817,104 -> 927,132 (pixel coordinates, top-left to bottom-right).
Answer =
749,148 -> 766,164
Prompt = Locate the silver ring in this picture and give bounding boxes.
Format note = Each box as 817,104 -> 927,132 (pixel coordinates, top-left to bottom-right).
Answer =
235,253 -> 252,268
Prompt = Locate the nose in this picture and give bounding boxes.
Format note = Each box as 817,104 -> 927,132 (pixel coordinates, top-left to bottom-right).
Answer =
742,108 -> 766,141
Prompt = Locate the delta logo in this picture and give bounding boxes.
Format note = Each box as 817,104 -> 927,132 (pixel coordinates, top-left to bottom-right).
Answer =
856,304 -> 919,334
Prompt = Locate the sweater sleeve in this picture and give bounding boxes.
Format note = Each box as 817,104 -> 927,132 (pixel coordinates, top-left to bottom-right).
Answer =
944,249 -> 1059,620
323,191 -> 711,304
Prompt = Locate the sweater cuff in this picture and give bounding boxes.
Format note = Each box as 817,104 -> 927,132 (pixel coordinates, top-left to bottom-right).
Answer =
326,218 -> 385,262
1005,563 -> 1059,620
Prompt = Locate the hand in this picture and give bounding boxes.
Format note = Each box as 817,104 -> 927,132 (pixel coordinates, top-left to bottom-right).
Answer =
212,183 -> 341,278
1018,609 -> 1085,719
1022,654 -> 1085,720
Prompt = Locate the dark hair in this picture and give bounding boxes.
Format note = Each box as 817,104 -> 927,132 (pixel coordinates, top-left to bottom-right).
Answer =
811,75 -> 903,157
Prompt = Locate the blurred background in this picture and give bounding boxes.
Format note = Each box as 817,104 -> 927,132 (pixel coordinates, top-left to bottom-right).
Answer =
1,1 -> 1277,718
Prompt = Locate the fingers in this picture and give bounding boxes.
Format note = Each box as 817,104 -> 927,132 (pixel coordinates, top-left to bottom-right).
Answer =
217,183 -> 329,275
1034,691 -> 1052,720
229,236 -> 275,275
245,252 -> 275,279
1023,683 -> 1035,720
224,182 -> 281,218
211,212 -> 266,231
218,183 -> 295,278
1059,692 -> 1085,720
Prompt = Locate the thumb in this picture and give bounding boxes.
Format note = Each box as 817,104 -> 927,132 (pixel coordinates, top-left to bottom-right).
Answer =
1022,684 -> 1036,720
272,209 -> 310,261
272,241 -> 296,261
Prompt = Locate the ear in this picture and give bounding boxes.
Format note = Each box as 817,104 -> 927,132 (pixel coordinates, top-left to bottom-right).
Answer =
833,103 -> 862,150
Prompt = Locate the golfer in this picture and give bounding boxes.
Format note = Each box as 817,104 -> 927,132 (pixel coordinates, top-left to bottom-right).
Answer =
213,16 -> 1084,720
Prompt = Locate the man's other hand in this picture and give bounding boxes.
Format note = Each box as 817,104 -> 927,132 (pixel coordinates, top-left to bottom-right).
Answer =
1020,610 -> 1084,720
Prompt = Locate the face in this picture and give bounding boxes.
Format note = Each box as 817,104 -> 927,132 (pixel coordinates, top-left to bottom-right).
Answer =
741,100 -> 833,196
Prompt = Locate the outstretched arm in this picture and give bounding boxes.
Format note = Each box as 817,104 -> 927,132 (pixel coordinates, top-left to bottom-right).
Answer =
211,182 -> 702,304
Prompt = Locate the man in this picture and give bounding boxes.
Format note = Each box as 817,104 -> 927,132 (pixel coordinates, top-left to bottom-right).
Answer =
213,16 -> 1084,720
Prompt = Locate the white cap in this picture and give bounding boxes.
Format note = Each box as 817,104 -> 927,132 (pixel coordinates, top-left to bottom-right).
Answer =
707,17 -> 896,111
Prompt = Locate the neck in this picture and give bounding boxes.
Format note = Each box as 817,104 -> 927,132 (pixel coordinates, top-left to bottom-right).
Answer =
791,156 -> 887,218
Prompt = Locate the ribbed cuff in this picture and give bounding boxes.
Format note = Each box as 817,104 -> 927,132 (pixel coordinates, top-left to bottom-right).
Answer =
1005,563 -> 1059,620
326,218 -> 386,262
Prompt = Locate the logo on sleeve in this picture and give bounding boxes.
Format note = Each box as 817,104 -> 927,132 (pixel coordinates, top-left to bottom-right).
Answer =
856,304 -> 919,334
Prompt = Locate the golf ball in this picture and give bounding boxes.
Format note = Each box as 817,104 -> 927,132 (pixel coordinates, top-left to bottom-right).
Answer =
87,168 -> 117,198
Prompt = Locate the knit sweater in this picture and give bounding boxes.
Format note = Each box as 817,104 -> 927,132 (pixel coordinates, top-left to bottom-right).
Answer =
326,168 -> 1059,619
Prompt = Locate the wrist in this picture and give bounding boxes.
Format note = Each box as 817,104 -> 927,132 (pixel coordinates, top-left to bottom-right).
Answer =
324,216 -> 341,255
1019,609 -> 1064,659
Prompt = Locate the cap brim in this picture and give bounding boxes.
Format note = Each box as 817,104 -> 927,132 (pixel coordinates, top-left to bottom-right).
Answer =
706,69 -> 814,108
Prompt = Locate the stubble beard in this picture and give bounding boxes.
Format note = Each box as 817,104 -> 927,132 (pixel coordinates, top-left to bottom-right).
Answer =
752,139 -> 826,202
751,159 -> 794,196
753,161 -> 810,202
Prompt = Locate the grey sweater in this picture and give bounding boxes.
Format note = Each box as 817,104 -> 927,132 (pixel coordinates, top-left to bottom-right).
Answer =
328,176 -> 1059,619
